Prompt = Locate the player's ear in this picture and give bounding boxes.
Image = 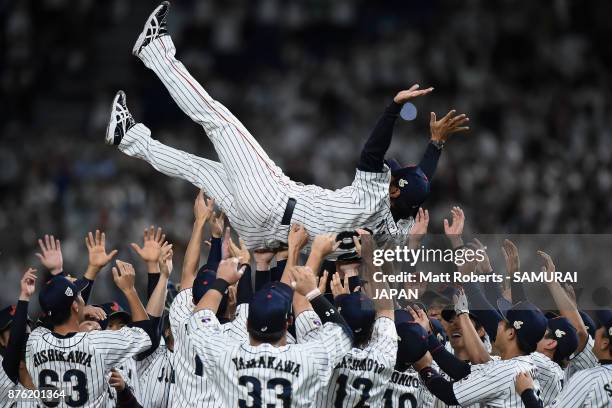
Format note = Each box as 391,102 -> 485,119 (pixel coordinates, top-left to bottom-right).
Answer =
389,184 -> 401,199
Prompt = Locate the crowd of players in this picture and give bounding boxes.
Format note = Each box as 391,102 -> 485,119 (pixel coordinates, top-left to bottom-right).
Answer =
0,192 -> 611,407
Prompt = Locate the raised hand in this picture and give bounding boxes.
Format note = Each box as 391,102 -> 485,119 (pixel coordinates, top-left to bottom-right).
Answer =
19,267 -> 37,301
254,248 -> 276,270
407,304 -> 432,334
430,109 -> 470,142
453,288 -> 469,315
444,206 -> 465,249
36,234 -> 63,275
473,238 -> 493,274
408,208 -> 429,248
317,270 -> 329,294
228,236 -> 250,265
288,224 -> 309,252
311,233 -> 340,258
537,250 -> 557,282
159,242 -> 174,278
501,239 -> 520,275
217,257 -> 244,285
130,225 -> 165,264
393,84 -> 434,104
330,272 -> 350,298
112,260 -> 137,293
86,230 -> 118,269
209,211 -> 225,238
194,190 -> 214,224
290,266 -> 317,297
83,305 -> 107,321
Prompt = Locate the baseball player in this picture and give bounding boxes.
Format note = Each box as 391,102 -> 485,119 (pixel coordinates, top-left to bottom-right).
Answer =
132,233 -> 174,408
0,268 -> 37,408
187,257 -> 353,406
516,309 -> 612,408
107,1 -> 470,251
26,261 -> 159,408
412,300 -> 547,407
383,310 -> 434,408
168,192 -> 255,407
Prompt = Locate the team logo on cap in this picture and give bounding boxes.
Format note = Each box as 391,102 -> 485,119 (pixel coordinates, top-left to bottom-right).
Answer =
608,327 -> 612,337
436,333 -> 444,342
555,329 -> 566,338
513,320 -> 523,330
260,326 -> 268,332
65,287 -> 73,297
398,179 -> 408,188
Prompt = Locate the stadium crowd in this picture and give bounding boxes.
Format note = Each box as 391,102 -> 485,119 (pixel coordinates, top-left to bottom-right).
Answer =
2,0 -> 612,301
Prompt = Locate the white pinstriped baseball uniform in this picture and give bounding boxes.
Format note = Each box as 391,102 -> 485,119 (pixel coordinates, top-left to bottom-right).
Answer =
384,368 -> 434,408
134,340 -> 174,408
187,308 -> 352,407
530,352 -> 564,406
549,364 -> 612,407
104,357 -> 140,407
104,366 -> 138,408
0,358 -> 17,408
565,335 -> 598,382
318,317 -> 398,407
168,288 -> 250,407
121,34 -> 410,250
25,325 -> 151,408
452,355 -> 542,408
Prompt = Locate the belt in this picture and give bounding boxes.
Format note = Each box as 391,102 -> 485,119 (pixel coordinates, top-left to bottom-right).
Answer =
281,198 -> 296,225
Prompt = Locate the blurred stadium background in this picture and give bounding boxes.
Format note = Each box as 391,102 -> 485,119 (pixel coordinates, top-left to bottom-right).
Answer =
2,0 -> 612,305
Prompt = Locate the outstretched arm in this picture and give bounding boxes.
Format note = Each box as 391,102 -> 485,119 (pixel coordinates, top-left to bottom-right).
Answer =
181,191 -> 214,290
358,85 -> 433,172
3,268 -> 37,384
539,250 -> 589,353
83,230 -> 118,303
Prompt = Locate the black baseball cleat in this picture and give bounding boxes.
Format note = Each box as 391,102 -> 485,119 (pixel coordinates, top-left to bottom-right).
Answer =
105,91 -> 136,146
132,1 -> 171,56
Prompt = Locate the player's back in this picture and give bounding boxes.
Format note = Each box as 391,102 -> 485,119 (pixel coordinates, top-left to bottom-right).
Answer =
169,288 -> 250,407
319,317 -> 397,407
452,356 -> 541,408
26,325 -> 151,408
383,368 -> 434,408
530,352 -> 563,405
289,168 -> 397,236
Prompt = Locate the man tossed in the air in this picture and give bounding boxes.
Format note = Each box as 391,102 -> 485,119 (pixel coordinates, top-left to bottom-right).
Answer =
107,2 -> 469,250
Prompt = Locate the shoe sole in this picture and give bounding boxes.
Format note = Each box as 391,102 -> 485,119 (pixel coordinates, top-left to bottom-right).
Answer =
105,90 -> 125,145
132,1 -> 170,56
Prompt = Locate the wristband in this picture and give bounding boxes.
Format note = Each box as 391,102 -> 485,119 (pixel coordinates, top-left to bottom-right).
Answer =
305,288 -> 321,301
210,278 -> 230,295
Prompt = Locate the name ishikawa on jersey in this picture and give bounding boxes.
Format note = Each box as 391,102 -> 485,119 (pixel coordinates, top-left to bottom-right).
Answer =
530,352 -> 564,405
565,336 -> 598,382
550,364 -> 612,408
188,309 -> 352,407
317,317 -> 398,407
25,325 -> 151,408
168,288 -> 249,408
135,341 -> 174,408
452,355 -> 541,408
384,368 -> 434,408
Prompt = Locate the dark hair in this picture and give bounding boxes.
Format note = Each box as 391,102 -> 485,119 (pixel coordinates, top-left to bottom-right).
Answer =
248,327 -> 285,344
48,309 -> 72,328
505,321 -> 536,355
353,324 -> 375,349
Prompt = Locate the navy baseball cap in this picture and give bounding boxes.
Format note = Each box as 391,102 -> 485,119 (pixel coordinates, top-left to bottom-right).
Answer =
430,316 -> 448,345
547,316 -> 578,361
94,302 -> 131,330
498,300 -> 547,351
441,305 -> 482,328
395,310 -> 428,370
248,282 -> 293,337
39,276 -> 88,316
385,159 -> 430,213
192,269 -> 229,315
595,309 -> 612,337
335,292 -> 376,336
580,310 -> 596,338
